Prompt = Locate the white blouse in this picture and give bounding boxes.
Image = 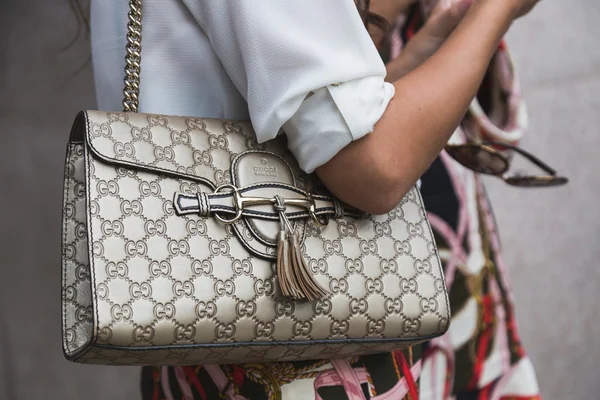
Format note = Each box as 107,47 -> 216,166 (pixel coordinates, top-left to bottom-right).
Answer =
91,0 -> 395,173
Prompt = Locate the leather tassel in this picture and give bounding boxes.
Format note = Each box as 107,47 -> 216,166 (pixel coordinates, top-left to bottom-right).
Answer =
276,231 -> 303,300
288,233 -> 329,301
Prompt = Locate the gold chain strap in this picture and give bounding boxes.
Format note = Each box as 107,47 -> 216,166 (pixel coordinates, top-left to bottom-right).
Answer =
123,0 -> 143,112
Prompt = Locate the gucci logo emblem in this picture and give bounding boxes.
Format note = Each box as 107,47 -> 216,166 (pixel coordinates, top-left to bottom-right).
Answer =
92,241 -> 104,257
394,240 -> 411,255
402,318 -> 422,333
209,240 -> 229,255
381,259 -> 398,274
114,142 -> 135,158
374,222 -> 392,236
116,167 -> 137,177
125,240 -> 147,257
344,259 -> 363,274
275,300 -> 295,317
64,204 -> 75,219
173,281 -> 194,297
236,301 -> 256,317
368,319 -> 385,334
170,130 -> 190,144
65,328 -> 75,344
133,326 -> 155,343
131,126 -> 152,141
293,321 -> 313,336
224,121 -> 243,134
75,306 -> 93,323
154,303 -> 175,320
129,283 -> 151,299
64,286 -> 77,302
74,182 -> 86,198
149,261 -> 171,277
400,278 -> 419,293
162,200 -> 175,215
148,114 -> 168,126
107,112 -> 129,122
101,221 -> 124,237
366,278 -> 384,293
232,259 -> 252,275
193,150 -> 213,165
75,264 -> 90,280
90,122 -> 111,138
106,262 -> 128,278
120,200 -> 143,216
331,320 -> 349,335
337,221 -> 357,237
407,223 -> 424,237
186,117 -> 206,131
216,323 -> 236,339
179,182 -> 204,194
420,298 -> 438,313
99,326 -> 113,342
282,347 -> 305,358
153,146 -> 175,161
415,260 -> 432,274
255,322 -> 275,338
313,299 -> 333,316
329,278 -> 349,294
324,240 -> 343,255
139,181 -> 161,196
145,220 -> 166,236
111,304 -> 133,321
64,244 -> 76,260
195,301 -> 217,319
192,260 -> 213,276
350,299 -> 368,314
175,324 -> 196,341
215,280 -> 235,296
359,240 -> 378,254
254,279 -> 275,296
89,200 -> 99,216
309,259 -> 328,274
96,180 -> 119,196
208,134 -> 228,149
168,240 -> 190,256
389,207 -> 404,220
214,169 -> 231,184
385,298 -> 403,314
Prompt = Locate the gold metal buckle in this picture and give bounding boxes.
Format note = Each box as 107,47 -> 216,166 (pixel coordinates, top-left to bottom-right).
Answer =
213,184 -> 325,226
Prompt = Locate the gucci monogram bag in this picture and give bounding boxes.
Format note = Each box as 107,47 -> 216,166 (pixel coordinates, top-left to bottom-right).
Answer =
61,0 -> 450,366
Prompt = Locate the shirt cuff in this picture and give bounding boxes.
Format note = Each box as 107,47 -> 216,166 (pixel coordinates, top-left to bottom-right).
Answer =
282,76 -> 395,173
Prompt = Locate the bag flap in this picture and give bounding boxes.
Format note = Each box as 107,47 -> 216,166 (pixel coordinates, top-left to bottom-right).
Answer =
78,110 -> 299,190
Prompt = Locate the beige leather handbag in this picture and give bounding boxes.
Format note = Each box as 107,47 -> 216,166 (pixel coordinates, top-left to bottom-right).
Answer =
61,0 -> 450,366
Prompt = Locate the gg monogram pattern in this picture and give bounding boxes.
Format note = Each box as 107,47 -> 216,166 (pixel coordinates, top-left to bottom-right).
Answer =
61,110 -> 449,365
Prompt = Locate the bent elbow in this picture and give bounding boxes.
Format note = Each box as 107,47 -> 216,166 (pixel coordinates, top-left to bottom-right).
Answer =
359,173 -> 412,216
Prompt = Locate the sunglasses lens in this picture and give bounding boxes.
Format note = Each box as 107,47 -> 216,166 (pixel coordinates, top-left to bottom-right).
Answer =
446,145 -> 508,175
504,176 -> 569,187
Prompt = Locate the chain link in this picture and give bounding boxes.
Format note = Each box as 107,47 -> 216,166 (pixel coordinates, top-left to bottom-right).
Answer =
123,0 -> 143,112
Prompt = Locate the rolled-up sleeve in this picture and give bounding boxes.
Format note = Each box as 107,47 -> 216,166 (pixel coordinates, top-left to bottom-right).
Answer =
184,0 -> 395,172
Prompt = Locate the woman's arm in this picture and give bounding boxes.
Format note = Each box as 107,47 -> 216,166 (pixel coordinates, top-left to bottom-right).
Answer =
316,0 -> 537,214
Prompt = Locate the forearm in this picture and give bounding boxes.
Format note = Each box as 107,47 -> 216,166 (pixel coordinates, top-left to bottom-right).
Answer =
317,0 -> 516,214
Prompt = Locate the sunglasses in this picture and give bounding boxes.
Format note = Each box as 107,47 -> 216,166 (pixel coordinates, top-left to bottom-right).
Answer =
445,140 -> 569,187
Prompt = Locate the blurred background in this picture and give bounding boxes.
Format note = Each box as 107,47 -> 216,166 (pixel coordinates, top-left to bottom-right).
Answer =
0,0 -> 598,399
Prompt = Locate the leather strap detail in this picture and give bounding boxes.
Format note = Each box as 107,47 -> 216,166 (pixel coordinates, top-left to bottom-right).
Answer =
173,183 -> 364,220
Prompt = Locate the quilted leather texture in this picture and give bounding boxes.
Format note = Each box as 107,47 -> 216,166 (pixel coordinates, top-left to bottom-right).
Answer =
61,110 -> 450,365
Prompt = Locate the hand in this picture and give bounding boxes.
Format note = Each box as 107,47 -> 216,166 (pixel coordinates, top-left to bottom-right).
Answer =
384,0 -> 473,81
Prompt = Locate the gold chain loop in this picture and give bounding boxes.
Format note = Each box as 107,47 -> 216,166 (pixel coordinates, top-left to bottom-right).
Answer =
123,0 -> 143,112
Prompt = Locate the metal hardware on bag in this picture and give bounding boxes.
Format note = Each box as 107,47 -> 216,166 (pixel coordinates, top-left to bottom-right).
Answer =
212,184 -> 325,227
